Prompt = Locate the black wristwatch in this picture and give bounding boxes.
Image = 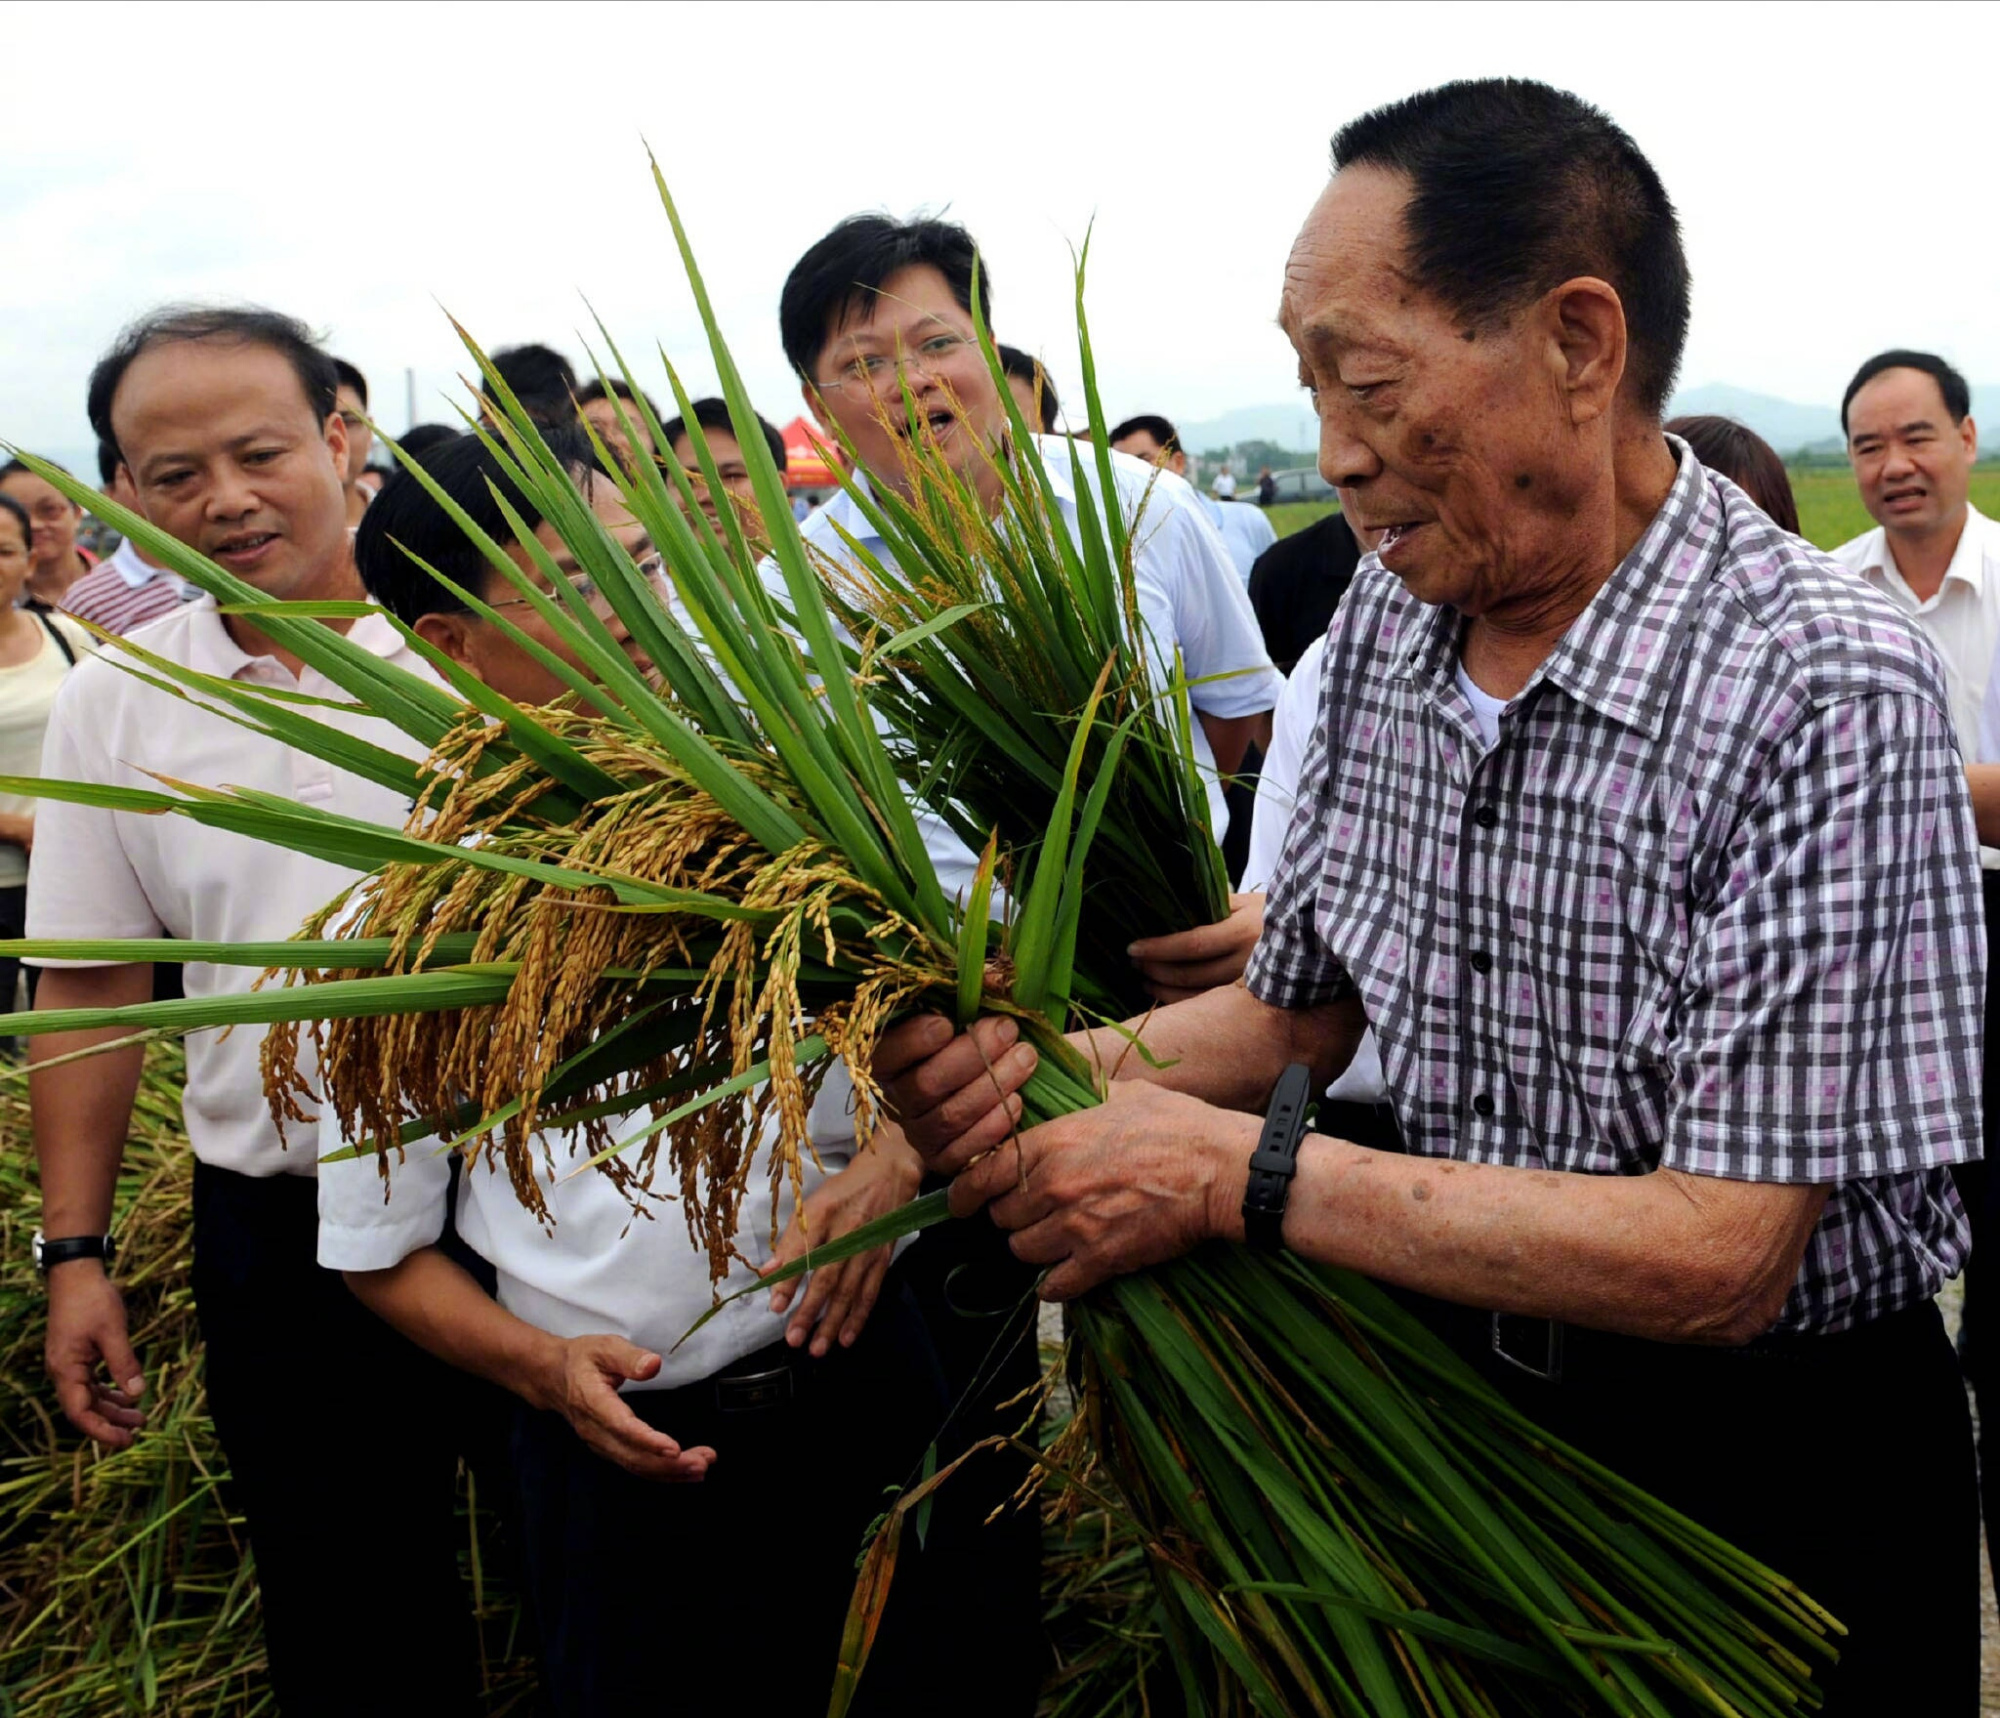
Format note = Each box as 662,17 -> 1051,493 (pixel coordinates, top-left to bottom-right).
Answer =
32,1231 -> 116,1275
1242,1064 -> 1314,1252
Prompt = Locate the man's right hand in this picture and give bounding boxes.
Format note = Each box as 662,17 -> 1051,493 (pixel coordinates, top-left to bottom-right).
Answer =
45,1262 -> 146,1448
875,1013 -> 1039,1175
541,1334 -> 714,1483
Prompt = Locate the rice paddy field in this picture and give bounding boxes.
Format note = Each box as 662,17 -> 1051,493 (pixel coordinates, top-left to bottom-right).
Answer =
1267,465 -> 2000,554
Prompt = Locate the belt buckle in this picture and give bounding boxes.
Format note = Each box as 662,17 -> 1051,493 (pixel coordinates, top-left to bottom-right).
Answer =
715,1364 -> 794,1414
1491,1313 -> 1565,1383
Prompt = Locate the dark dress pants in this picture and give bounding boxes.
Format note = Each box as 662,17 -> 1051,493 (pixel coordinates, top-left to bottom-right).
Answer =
1431,1296 -> 1978,1716
1966,869 -> 2000,1592
508,1287 -> 954,1717
190,1162 -> 487,1718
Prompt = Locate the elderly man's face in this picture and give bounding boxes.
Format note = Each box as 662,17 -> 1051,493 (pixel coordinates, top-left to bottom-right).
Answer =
1281,167 -> 1597,616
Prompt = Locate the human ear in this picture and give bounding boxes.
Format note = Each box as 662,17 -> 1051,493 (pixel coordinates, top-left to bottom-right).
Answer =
413,611 -> 479,672
1962,414 -> 1979,463
1548,278 -> 1628,428
323,410 -> 350,472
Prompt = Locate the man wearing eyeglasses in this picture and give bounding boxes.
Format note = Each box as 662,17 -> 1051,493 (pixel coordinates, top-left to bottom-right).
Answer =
773,212 -> 1282,1713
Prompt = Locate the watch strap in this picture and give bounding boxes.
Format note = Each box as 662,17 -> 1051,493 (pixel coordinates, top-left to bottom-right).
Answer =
1242,1064 -> 1314,1252
35,1233 -> 116,1274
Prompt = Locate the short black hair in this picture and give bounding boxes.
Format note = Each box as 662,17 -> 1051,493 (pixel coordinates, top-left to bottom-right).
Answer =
397,423 -> 461,461
331,357 -> 368,407
779,214 -> 991,380
1840,349 -> 1972,436
1331,79 -> 1690,417
1108,414 -> 1182,458
997,344 -> 1060,433
659,397 -> 787,469
96,438 -> 121,487
86,305 -> 339,457
356,424 -> 600,624
575,377 -> 663,424
482,344 -> 578,421
0,493 -> 31,551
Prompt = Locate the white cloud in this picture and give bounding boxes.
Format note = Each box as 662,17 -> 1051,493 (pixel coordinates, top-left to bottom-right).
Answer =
4,0 -> 1993,466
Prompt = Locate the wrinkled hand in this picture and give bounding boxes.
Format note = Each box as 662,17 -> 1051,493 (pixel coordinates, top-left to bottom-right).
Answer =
544,1335 -> 713,1482
45,1263 -> 146,1448
1128,893 -> 1264,1003
950,1082 -> 1256,1300
760,1126 -> 923,1357
875,1013 -> 1038,1175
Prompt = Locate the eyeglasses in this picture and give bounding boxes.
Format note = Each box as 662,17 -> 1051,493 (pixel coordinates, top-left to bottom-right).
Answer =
818,331 -> 980,397
487,552 -> 666,616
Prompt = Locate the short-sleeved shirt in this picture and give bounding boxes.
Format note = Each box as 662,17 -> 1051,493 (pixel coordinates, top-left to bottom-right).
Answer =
798,438 -> 1281,837
61,539 -> 195,637
26,599 -> 433,1177
1246,447 -> 1982,1335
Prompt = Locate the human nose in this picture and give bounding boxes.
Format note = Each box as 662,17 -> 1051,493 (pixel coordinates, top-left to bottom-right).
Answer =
1316,395 -> 1382,488
204,467 -> 259,520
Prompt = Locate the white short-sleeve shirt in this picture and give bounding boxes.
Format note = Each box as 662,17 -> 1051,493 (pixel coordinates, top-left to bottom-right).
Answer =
1244,633 -> 1385,1104
26,599 -> 434,1176
316,1070 -> 861,1389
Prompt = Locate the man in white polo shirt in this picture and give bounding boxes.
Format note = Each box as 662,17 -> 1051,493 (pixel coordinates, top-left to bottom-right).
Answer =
1832,346 -> 2000,1599
1109,413 -> 1278,585
29,306 -> 482,1716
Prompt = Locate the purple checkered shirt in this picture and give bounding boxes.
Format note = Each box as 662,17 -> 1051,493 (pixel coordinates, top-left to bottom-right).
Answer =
1245,444 -> 1981,1334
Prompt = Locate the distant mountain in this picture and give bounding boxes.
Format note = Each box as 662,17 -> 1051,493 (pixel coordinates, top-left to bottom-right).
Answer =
1177,404 -> 1320,458
1666,384 -> 1840,454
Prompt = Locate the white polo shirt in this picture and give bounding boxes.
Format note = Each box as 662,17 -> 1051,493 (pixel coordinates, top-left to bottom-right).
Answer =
26,598 -> 433,1177
800,438 -> 1280,836
318,1068 -> 862,1389
1193,492 -> 1279,585
1245,632 -> 1384,1104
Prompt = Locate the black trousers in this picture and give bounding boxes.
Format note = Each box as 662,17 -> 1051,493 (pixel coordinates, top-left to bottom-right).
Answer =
509,1288 -> 954,1717
189,1163 -> 486,1717
886,1213 -> 1048,1715
1425,1296 -> 1978,1716
1966,870 -> 2000,1591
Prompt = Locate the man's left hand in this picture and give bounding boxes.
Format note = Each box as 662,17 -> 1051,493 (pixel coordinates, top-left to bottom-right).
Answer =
951,1082 -> 1257,1300
761,1125 -> 924,1356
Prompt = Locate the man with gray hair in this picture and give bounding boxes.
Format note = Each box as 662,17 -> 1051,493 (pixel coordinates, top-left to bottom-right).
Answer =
877,79 -> 1979,1711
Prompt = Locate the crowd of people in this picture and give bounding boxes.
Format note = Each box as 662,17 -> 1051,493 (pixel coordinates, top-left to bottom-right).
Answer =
11,72 -> 1995,1718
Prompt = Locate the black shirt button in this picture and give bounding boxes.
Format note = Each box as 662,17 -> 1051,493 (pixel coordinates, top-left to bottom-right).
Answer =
1473,805 -> 1499,829
1471,1093 -> 1496,1118
1468,950 -> 1493,974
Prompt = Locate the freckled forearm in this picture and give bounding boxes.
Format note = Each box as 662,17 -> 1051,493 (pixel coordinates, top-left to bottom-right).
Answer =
1073,985 -> 1363,1111
1274,1142 -> 1824,1344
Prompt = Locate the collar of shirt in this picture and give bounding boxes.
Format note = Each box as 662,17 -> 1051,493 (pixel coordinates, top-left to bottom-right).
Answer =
107,538 -> 170,590
800,434 -> 1100,554
1844,504 -> 1996,612
177,595 -> 404,688
1404,439 -> 1718,745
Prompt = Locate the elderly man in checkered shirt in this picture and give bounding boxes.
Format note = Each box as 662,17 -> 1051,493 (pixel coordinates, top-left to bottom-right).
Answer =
876,79 -> 1982,1713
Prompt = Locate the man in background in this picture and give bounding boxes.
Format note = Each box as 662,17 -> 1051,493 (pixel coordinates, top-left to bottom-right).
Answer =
483,342 -> 577,425
997,343 -> 1059,433
331,358 -> 374,525
576,378 -> 660,468
1109,414 -> 1275,582
1833,348 -> 2000,1600
661,397 -> 787,551
1211,460 -> 1236,499
60,440 -> 192,635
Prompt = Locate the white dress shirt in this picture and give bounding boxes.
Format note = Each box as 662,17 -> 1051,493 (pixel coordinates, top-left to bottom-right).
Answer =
1835,504 -> 2000,761
1245,633 -> 1385,1103
1194,493 -> 1278,584
798,438 -> 1280,838
26,600 -> 433,1176
318,1066 -> 863,1389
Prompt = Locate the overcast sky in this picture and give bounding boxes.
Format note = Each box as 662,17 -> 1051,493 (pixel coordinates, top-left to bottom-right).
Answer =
3,0 -> 1994,466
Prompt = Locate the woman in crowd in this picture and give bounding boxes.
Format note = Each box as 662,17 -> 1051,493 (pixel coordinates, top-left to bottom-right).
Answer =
0,493 -> 89,1024
0,459 -> 96,609
1664,413 -> 1801,534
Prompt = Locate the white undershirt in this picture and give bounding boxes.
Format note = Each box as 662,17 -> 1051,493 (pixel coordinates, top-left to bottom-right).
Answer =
1454,661 -> 1510,749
